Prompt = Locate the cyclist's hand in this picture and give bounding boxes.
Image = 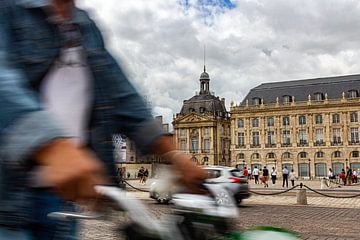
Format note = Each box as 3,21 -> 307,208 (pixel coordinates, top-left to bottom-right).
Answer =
170,153 -> 208,194
34,139 -> 107,201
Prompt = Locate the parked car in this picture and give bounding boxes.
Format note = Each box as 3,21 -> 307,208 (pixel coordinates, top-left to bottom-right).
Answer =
203,166 -> 250,204
150,165 -> 250,204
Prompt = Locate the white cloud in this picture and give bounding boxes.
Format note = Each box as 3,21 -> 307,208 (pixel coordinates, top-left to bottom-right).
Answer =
76,0 -> 360,125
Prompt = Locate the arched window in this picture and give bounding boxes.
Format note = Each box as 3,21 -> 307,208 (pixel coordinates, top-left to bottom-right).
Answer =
314,92 -> 324,101
299,152 -> 308,159
283,95 -> 292,104
238,153 -> 245,159
316,151 -> 324,158
253,97 -> 262,106
267,152 -> 275,159
351,151 -> 359,158
252,153 -> 260,160
348,90 -> 359,99
282,152 -> 292,159
333,151 -> 342,158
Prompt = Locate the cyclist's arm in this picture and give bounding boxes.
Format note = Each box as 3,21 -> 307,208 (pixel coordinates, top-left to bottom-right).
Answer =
0,4 -> 71,169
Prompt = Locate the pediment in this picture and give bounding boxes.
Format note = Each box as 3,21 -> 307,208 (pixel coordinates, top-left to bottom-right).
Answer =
175,113 -> 211,123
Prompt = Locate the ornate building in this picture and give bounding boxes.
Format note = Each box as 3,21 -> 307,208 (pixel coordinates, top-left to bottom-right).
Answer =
231,74 -> 360,178
173,67 -> 231,165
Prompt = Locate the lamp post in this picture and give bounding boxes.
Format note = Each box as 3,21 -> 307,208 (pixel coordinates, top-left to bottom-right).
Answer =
308,159 -> 311,179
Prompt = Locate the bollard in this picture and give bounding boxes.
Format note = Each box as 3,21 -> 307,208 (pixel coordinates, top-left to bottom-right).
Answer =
297,183 -> 307,205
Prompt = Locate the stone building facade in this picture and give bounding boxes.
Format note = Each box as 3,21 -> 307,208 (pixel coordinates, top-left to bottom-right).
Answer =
173,67 -> 231,166
230,74 -> 360,178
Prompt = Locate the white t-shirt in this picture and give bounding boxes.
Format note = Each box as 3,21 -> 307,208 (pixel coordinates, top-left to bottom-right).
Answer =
252,168 -> 259,176
282,168 -> 289,175
40,47 -> 93,145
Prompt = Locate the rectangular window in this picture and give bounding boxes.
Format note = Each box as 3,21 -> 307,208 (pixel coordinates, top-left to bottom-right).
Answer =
282,116 -> 290,126
315,114 -> 323,124
298,115 -> 306,125
237,119 -> 244,128
191,138 -> 198,153
252,132 -> 260,146
204,127 -> 210,135
332,128 -> 341,143
298,129 -> 307,144
332,114 -> 340,124
299,163 -> 309,177
315,163 -> 326,177
204,139 -> 210,153
180,129 -> 186,137
237,132 -> 245,146
252,118 -> 259,128
267,117 -> 274,127
350,128 -> 359,143
180,140 -> 186,151
267,131 -> 275,145
315,129 -> 324,144
350,112 -> 358,123
282,130 -> 291,145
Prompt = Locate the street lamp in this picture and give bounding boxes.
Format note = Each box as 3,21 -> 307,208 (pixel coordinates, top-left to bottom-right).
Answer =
308,159 -> 311,179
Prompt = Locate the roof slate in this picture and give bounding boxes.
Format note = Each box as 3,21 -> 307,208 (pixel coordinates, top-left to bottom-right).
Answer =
242,74 -> 360,105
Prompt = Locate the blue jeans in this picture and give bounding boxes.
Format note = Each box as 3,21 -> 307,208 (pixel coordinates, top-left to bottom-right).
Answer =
0,189 -> 78,240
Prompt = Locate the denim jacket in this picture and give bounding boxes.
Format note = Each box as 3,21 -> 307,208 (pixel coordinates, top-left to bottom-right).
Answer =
0,0 -> 164,227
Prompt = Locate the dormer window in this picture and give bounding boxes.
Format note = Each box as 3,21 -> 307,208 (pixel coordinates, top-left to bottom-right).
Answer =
199,107 -> 205,113
314,92 -> 324,101
283,95 -> 292,104
189,108 -> 195,112
348,90 -> 359,99
253,97 -> 262,106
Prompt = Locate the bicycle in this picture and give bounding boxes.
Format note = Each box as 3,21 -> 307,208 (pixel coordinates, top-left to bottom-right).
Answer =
49,184 -> 301,240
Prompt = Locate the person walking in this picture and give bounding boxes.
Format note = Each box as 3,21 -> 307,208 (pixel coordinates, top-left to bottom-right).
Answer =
346,167 -> 353,185
271,167 -> 277,185
262,166 -> 269,188
253,166 -> 259,184
243,167 -> 249,178
339,169 -> 346,185
143,168 -> 149,185
353,169 -> 358,183
282,166 -> 289,188
289,169 -> 297,187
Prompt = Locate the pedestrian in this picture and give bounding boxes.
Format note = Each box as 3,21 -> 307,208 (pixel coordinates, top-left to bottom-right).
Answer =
327,168 -> 334,179
271,167 -> 277,185
282,166 -> 289,188
352,169 -> 357,183
252,166 -> 259,184
143,168 -> 149,185
138,167 -> 145,184
243,167 -> 249,178
262,166 -> 269,188
339,169 -> 346,185
289,169 -> 297,187
346,167 -> 353,185
0,1 -> 208,238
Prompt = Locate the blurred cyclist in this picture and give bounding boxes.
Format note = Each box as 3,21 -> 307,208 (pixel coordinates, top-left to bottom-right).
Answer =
0,0 -> 206,239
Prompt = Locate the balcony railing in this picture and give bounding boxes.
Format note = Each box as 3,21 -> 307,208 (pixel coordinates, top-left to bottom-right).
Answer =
281,143 -> 291,147
297,142 -> 309,147
349,141 -> 360,145
314,141 -> 325,146
265,144 -> 276,148
331,142 -> 343,146
250,144 -> 261,148
236,144 -> 246,149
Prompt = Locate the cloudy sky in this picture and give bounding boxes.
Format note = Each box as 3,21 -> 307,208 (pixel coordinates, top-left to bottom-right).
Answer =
77,0 -> 360,125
